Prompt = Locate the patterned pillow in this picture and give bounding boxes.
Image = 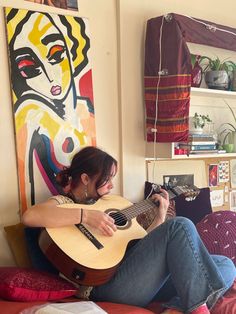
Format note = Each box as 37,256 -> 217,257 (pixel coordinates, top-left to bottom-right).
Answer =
196,211 -> 236,265
0,267 -> 77,301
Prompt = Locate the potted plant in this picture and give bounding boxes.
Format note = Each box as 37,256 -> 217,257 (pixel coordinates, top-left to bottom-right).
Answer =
190,112 -> 212,134
219,100 -> 236,152
202,56 -> 235,90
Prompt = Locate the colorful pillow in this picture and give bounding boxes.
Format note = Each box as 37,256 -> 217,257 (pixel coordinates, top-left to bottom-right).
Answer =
0,267 -> 77,301
174,187 -> 212,225
4,223 -> 32,268
196,210 -> 236,265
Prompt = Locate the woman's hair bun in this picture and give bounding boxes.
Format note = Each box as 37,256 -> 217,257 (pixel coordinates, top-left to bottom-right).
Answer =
56,168 -> 71,187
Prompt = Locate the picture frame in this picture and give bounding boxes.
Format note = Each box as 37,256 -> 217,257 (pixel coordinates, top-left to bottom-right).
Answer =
208,164 -> 218,187
229,190 -> 236,211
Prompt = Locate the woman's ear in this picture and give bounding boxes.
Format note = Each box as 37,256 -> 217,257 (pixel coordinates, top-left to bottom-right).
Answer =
81,173 -> 89,186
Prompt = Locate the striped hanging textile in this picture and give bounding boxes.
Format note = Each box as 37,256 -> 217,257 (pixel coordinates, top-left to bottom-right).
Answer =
144,13 -> 236,142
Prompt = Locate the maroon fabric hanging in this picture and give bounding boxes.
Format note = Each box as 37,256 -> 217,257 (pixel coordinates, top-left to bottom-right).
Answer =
144,13 -> 236,142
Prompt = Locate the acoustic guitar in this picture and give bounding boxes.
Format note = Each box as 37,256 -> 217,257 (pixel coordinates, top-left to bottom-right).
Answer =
39,186 -> 199,286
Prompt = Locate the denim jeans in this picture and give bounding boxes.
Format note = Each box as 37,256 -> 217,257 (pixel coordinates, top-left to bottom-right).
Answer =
90,217 -> 236,313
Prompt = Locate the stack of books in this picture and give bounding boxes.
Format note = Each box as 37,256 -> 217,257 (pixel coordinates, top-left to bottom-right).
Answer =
178,133 -> 218,154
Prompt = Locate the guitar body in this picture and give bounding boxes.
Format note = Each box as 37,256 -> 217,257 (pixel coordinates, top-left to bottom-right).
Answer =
39,194 -> 147,286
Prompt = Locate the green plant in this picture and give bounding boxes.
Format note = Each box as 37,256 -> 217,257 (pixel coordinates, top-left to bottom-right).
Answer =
193,113 -> 212,129
219,100 -> 236,144
200,56 -> 235,73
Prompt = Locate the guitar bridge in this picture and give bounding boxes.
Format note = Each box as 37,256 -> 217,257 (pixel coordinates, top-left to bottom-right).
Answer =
76,224 -> 104,249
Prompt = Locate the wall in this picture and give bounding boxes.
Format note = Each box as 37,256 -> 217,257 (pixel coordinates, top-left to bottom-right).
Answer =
0,0 -> 236,265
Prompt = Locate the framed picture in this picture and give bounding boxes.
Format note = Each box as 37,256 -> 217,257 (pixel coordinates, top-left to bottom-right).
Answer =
230,159 -> 236,188
208,164 -> 218,187
218,161 -> 229,183
230,190 -> 236,211
24,0 -> 79,11
210,189 -> 224,207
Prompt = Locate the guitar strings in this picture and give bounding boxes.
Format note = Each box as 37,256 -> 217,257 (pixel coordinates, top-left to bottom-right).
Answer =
109,199 -> 154,225
108,188 -> 198,225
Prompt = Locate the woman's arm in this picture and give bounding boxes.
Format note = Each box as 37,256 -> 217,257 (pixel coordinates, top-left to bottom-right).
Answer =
22,199 -> 117,236
22,199 -> 82,228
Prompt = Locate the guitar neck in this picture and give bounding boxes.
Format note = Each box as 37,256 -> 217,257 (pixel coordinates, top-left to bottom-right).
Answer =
121,199 -> 155,220
121,185 -> 199,220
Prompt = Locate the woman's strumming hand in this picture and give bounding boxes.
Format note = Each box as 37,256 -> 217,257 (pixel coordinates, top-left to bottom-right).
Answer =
82,209 -> 117,236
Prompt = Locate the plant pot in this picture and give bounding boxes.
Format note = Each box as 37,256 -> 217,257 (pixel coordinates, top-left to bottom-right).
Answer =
231,70 -> 236,91
228,132 -> 236,153
223,144 -> 234,153
205,70 -> 229,90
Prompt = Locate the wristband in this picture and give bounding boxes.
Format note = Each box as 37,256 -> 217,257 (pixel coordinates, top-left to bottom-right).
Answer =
80,208 -> 83,224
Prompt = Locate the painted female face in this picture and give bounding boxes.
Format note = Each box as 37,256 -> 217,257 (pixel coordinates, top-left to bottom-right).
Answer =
13,13 -> 72,101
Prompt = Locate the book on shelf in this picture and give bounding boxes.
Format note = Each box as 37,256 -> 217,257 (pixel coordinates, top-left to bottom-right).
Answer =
188,134 -> 215,142
179,140 -> 216,146
188,149 -> 218,154
178,144 -> 217,151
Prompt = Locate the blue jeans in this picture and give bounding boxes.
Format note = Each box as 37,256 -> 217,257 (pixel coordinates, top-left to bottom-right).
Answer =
90,217 -> 236,313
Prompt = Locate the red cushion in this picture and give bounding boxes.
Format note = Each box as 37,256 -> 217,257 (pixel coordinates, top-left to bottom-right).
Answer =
211,280 -> 236,314
0,267 -> 76,301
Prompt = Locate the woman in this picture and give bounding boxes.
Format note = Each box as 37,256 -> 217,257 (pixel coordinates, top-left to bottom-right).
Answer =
22,146 -> 236,314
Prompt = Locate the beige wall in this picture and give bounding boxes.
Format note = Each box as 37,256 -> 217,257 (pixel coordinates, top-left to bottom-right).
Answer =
0,0 -> 236,265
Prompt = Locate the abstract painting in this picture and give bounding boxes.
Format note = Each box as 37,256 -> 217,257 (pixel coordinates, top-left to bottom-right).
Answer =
5,7 -> 96,211
25,0 -> 78,11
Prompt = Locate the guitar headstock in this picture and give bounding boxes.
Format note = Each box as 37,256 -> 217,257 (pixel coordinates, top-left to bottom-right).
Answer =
170,185 -> 200,201
145,182 -> 200,202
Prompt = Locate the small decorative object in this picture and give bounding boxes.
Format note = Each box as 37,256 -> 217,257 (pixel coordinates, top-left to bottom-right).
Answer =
203,56 -> 235,90
190,113 -> 212,134
191,54 -> 203,87
219,100 -> 236,152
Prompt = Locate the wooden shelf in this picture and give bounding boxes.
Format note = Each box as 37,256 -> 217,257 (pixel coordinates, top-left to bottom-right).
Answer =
146,153 -> 236,160
146,142 -> 236,160
191,87 -> 236,98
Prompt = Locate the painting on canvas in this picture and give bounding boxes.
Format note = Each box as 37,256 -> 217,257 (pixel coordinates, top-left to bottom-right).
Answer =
25,0 -> 78,11
5,7 -> 95,211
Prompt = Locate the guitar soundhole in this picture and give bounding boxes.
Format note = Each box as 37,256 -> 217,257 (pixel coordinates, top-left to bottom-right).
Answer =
105,209 -> 130,229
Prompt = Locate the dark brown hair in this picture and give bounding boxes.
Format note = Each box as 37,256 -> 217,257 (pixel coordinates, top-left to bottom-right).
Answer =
56,146 -> 117,190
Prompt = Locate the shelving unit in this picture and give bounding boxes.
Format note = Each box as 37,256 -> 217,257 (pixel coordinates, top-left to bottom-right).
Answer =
191,87 -> 236,98
145,87 -> 236,160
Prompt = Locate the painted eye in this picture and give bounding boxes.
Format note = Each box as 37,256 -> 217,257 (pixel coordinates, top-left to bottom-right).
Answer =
48,45 -> 66,65
17,58 -> 41,78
